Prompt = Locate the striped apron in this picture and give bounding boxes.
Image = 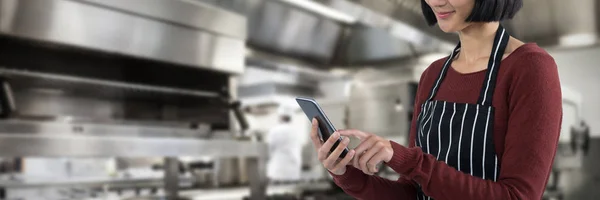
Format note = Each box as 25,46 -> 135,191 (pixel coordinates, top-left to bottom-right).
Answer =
415,25 -> 509,200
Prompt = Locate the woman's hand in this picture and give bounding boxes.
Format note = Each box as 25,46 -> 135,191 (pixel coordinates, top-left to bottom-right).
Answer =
338,129 -> 393,175
310,119 -> 356,175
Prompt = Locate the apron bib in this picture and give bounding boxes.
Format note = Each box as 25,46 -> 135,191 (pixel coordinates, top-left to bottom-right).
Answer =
414,25 -> 510,200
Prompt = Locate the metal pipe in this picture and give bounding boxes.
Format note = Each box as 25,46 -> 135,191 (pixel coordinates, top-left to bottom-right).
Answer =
164,157 -> 180,199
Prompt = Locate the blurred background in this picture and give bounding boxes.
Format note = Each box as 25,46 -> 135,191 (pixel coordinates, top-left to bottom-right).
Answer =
0,0 -> 597,199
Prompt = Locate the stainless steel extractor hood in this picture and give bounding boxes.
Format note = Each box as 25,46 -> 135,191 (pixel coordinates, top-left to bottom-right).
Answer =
327,0 -> 599,47
510,0 -> 598,47
0,0 -> 251,128
203,0 -> 598,69
0,0 -> 247,74
202,0 -> 454,66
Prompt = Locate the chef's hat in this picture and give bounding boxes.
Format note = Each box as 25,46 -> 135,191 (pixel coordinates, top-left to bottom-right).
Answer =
277,100 -> 297,116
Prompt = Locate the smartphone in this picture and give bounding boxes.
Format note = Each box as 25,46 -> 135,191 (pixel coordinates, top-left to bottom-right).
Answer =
296,97 -> 348,158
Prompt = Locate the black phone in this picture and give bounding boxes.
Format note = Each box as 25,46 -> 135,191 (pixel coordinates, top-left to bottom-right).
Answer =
296,97 -> 348,158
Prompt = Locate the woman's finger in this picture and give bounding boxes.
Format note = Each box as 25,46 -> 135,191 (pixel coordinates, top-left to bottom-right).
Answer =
331,150 -> 355,172
309,118 -> 322,149
323,137 -> 350,169
353,135 -> 379,157
359,143 -> 383,174
338,129 -> 370,140
321,131 -> 340,155
367,151 -> 387,173
317,134 -> 339,162
317,147 -> 327,161
352,150 -> 360,169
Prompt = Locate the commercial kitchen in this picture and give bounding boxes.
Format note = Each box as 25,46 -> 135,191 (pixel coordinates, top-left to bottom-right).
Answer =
0,0 -> 598,199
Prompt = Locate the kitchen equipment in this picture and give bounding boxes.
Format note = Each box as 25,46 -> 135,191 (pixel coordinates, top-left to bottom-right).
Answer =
0,0 -> 268,199
183,101 -> 252,188
213,157 -> 243,187
213,101 -> 253,187
123,196 -> 192,200
188,161 -> 215,188
570,120 -> 591,155
543,87 -> 590,200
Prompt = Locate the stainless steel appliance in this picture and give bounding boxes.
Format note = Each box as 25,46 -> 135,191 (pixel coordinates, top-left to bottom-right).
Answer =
543,87 -> 591,200
0,0 -> 267,199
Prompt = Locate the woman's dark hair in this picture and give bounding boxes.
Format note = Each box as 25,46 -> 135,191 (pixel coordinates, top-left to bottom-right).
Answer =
421,0 -> 523,26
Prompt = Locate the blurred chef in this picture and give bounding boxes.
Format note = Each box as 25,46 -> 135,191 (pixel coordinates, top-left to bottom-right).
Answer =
266,103 -> 305,182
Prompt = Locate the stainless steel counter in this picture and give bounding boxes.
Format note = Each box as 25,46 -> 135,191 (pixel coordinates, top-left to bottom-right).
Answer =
0,174 -> 331,199
0,175 -> 188,189
0,120 -> 268,199
180,182 -> 331,200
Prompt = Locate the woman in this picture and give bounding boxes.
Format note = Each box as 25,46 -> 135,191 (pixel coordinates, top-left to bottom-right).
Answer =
309,0 -> 562,199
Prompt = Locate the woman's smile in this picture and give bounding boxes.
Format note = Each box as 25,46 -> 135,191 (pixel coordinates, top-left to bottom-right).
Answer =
435,10 -> 455,19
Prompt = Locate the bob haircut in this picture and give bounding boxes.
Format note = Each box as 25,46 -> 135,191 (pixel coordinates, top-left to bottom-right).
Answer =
421,0 -> 523,26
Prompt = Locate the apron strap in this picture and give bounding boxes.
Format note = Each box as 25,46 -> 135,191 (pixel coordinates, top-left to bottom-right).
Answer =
426,44 -> 461,102
477,25 -> 510,106
426,24 -> 510,106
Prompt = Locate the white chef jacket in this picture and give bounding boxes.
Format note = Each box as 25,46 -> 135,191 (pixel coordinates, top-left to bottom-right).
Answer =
266,123 -> 305,181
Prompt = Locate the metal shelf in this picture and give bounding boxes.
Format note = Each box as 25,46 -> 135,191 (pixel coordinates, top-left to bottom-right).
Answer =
0,133 -> 266,157
0,132 -> 268,199
0,119 -> 211,139
0,68 -> 220,100
0,119 -> 265,157
0,176 -> 188,189
0,118 -> 268,199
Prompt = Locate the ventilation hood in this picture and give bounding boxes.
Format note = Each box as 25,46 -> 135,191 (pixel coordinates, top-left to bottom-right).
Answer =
201,0 -> 597,69
0,0 -> 247,74
206,0 -> 598,103
202,0 -> 454,66
510,0 -> 598,47
325,0 -> 598,48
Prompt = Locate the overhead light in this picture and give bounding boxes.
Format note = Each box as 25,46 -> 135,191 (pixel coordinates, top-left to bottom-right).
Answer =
277,0 -> 357,24
329,68 -> 349,76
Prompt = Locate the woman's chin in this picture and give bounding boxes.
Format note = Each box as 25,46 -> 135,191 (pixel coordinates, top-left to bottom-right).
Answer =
437,23 -> 458,33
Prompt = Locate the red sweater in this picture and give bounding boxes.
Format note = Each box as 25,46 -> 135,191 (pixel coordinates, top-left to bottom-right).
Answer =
332,43 -> 562,200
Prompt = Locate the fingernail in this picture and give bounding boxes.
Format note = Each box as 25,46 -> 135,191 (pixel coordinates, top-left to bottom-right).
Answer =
312,118 -> 316,123
343,137 -> 349,144
333,132 -> 339,138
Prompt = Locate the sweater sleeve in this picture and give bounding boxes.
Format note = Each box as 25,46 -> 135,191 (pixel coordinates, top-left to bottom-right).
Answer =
385,52 -> 562,200
330,101 -> 421,199
331,166 -> 417,200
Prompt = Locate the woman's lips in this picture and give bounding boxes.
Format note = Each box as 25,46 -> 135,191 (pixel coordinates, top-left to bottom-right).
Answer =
436,11 -> 454,19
